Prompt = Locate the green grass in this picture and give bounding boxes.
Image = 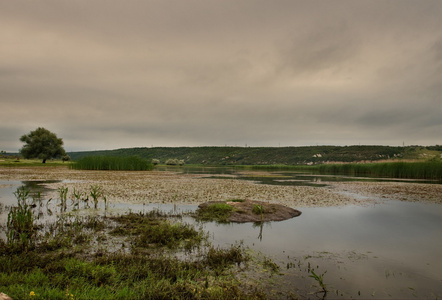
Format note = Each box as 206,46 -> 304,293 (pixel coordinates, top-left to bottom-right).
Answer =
0,252 -> 260,299
0,157 -> 70,167
71,155 -> 154,171
195,202 -> 234,223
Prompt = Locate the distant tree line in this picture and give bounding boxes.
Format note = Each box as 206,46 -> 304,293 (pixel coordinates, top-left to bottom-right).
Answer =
67,145 -> 442,166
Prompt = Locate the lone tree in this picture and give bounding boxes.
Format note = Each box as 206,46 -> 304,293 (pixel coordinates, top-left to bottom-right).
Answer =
19,127 -> 66,163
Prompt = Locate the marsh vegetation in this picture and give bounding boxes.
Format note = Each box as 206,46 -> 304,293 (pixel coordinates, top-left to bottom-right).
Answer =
316,161 -> 442,181
0,186 -> 273,299
71,156 -> 154,171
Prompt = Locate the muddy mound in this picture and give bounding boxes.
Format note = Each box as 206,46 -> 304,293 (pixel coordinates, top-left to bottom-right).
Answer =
196,199 -> 301,223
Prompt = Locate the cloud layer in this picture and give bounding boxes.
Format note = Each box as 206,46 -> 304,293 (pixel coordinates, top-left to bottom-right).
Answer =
1,0 -> 441,152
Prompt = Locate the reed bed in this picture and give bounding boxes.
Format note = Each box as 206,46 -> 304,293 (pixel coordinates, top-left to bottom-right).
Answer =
317,161 -> 442,181
241,161 -> 442,181
71,155 -> 154,171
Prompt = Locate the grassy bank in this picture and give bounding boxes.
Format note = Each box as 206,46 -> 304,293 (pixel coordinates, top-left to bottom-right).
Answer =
71,156 -> 154,171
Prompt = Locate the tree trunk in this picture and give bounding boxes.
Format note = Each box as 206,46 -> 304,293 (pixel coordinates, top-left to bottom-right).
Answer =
42,159 -> 47,163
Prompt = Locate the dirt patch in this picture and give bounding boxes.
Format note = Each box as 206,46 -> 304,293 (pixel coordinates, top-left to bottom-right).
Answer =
197,199 -> 302,223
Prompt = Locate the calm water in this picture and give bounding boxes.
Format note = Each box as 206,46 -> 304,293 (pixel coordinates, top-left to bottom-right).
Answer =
160,165 -> 440,187
1,172 -> 441,299
199,201 -> 442,298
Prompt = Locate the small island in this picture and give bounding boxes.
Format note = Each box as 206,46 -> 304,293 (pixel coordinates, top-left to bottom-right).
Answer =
195,199 -> 302,223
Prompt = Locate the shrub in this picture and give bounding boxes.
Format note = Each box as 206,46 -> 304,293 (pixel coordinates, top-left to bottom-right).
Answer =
165,158 -> 184,166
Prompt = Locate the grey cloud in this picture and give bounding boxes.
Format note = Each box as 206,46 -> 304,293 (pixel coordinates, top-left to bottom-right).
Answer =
1,0 -> 442,152
277,22 -> 360,78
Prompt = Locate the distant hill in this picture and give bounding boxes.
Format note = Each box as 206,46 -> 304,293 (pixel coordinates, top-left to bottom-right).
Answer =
68,145 -> 442,165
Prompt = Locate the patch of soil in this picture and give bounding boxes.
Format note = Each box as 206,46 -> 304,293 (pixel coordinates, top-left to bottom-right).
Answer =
198,200 -> 301,223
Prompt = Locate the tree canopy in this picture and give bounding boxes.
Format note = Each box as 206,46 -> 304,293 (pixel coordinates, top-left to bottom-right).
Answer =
19,127 -> 66,163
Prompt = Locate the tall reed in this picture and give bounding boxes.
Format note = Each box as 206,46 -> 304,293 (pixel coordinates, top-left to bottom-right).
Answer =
317,161 -> 442,180
71,156 -> 154,171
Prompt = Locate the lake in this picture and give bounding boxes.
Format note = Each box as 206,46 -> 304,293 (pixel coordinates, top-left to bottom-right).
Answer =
0,168 -> 441,299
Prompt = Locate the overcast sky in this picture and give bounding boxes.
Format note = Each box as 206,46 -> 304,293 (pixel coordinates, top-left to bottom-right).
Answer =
1,0 -> 441,152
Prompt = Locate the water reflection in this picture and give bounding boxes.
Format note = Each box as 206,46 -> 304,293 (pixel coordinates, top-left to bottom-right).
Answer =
201,200 -> 442,298
253,221 -> 264,241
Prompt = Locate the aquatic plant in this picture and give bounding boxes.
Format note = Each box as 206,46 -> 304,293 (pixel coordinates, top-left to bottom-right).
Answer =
110,212 -> 205,250
71,188 -> 84,210
205,244 -> 248,270
262,256 -> 280,273
309,270 -> 328,297
57,186 -> 68,212
6,187 -> 36,251
89,185 -> 103,209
